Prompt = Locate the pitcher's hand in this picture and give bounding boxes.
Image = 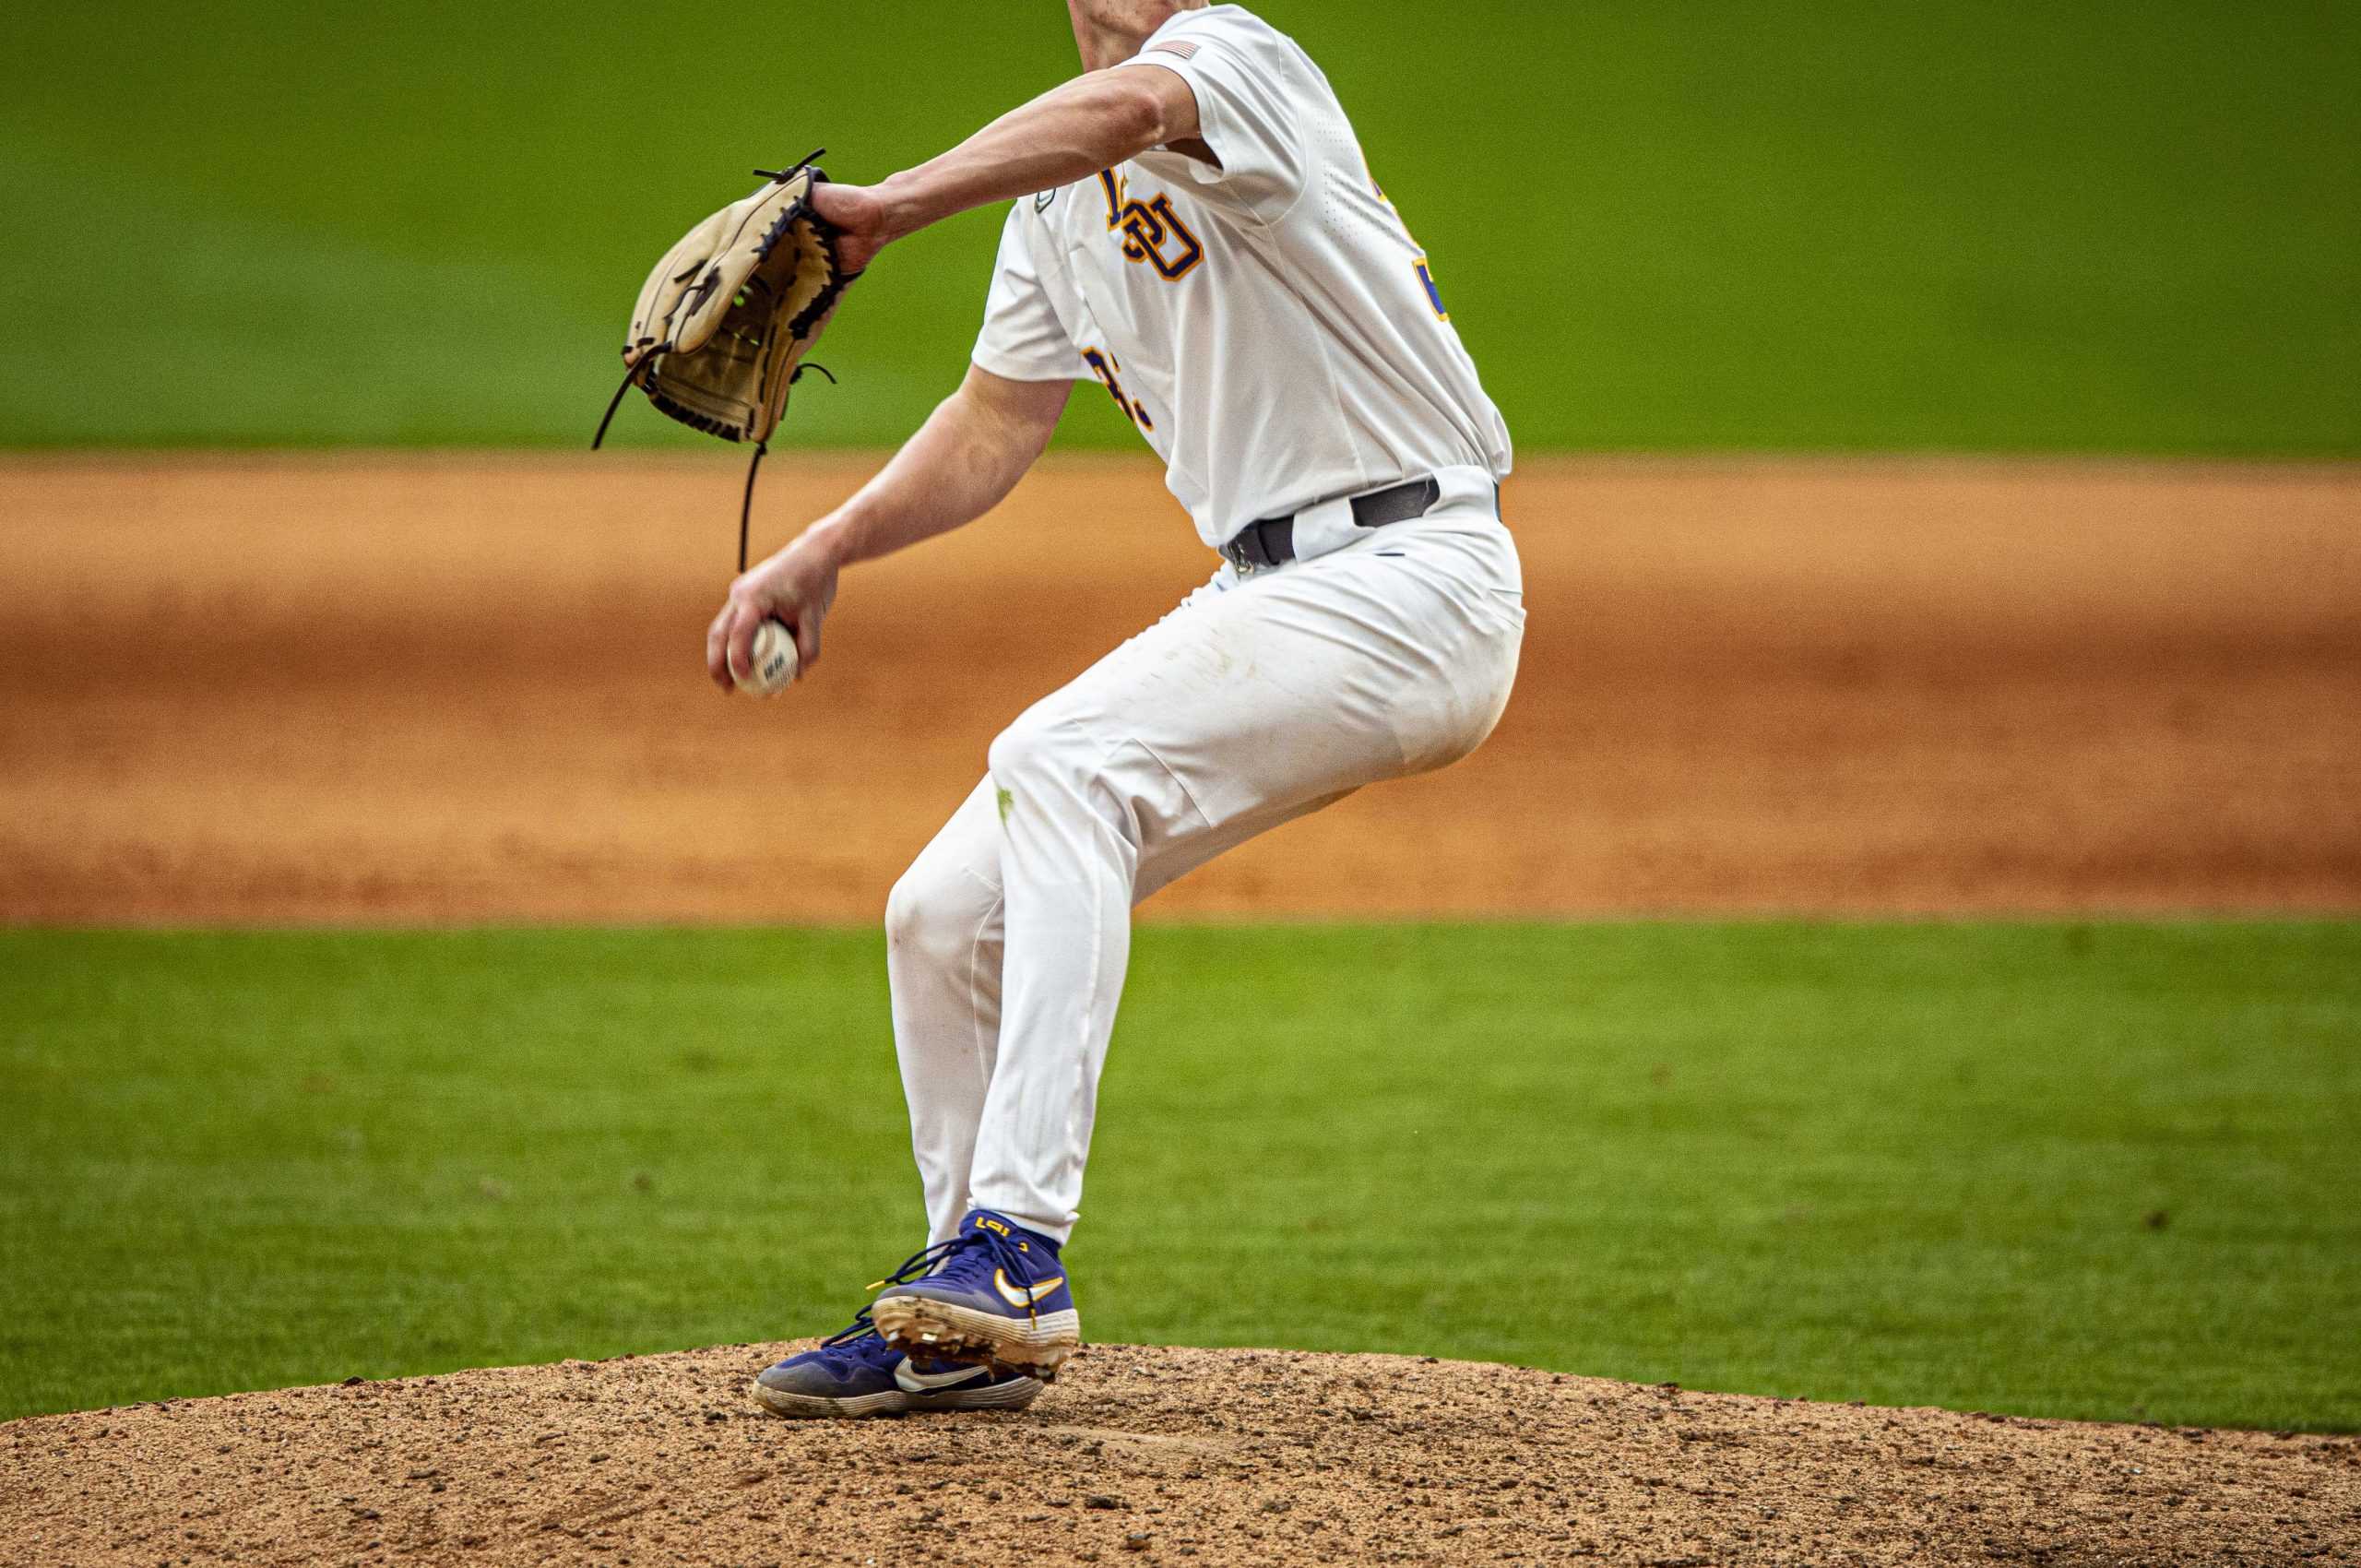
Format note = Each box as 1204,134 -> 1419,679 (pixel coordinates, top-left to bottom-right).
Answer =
809,182 -> 907,276
707,530 -> 841,691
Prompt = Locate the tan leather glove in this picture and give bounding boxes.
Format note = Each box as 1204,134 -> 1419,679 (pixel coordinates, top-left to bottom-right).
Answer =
594,152 -> 861,563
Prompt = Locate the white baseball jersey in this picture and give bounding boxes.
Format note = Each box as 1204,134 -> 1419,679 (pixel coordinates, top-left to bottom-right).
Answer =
970,3 -> 1513,551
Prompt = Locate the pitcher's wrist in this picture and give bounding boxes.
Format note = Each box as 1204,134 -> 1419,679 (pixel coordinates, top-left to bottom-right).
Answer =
872,170 -> 934,244
798,511 -> 860,570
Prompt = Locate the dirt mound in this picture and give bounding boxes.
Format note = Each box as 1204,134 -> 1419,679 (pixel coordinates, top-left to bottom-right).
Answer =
5,456 -> 2358,923
5,1345 -> 2354,1566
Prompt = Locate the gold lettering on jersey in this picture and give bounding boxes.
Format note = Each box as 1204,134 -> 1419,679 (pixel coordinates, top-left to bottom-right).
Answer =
1097,171 -> 1204,283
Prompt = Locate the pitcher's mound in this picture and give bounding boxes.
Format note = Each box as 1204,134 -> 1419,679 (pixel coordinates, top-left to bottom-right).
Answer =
5,1343 -> 2354,1565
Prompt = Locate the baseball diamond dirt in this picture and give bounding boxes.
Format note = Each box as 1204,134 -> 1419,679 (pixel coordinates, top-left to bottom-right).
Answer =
2,455 -> 2355,923
5,1344 -> 2357,1567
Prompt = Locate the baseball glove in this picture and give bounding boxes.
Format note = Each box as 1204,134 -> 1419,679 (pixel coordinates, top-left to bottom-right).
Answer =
592,149 -> 860,567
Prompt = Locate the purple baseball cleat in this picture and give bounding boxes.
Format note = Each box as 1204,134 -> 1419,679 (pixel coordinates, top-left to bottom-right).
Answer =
869,1210 -> 1082,1379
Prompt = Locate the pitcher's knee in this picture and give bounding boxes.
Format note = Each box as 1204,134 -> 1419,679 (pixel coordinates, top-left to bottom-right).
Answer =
985,714 -> 1096,799
885,857 -> 987,964
986,717 -> 1059,788
883,872 -> 927,953
989,719 -> 1166,860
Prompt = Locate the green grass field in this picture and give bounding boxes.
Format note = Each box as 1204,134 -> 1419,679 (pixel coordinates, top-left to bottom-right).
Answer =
4,922 -> 2355,1431
2,2 -> 2355,453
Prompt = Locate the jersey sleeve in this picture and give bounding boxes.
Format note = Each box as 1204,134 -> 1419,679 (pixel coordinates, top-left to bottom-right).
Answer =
971,204 -> 1083,384
1116,13 -> 1308,222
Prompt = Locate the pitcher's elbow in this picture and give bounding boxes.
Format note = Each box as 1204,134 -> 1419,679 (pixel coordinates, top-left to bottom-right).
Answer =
1093,70 -> 1174,156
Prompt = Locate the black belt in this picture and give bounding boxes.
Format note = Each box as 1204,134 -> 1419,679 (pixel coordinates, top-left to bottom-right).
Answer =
1219,476 -> 1443,574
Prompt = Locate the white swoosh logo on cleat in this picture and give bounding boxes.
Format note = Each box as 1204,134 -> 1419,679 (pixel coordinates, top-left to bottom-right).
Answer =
992,1269 -> 1064,1310
895,1360 -> 989,1393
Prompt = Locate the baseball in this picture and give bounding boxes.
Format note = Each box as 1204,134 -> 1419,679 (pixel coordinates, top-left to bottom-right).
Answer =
737,618 -> 800,696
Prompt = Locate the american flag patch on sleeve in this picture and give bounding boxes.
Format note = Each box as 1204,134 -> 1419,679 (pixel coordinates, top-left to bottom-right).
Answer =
1147,39 -> 1200,61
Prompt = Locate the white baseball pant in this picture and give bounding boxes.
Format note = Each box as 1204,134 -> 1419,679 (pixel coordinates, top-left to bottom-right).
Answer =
886,470 -> 1525,1244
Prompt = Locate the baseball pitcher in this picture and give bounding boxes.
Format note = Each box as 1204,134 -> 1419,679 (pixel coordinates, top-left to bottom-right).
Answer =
703,0 -> 1523,1417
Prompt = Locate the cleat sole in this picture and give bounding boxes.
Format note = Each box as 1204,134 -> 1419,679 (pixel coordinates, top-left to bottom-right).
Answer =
749,1381 -> 908,1420
871,1298 -> 1082,1381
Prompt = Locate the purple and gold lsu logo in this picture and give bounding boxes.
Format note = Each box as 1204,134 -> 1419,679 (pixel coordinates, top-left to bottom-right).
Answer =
1097,171 -> 1204,282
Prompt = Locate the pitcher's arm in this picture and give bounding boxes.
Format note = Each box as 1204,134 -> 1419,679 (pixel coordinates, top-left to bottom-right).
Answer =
706,366 -> 1072,686
812,68 -> 1203,273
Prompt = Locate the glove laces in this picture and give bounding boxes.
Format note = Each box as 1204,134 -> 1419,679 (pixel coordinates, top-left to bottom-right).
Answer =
591,353 -> 839,576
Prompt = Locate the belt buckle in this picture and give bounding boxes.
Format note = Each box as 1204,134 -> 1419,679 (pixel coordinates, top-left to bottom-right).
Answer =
1227,511 -> 1301,577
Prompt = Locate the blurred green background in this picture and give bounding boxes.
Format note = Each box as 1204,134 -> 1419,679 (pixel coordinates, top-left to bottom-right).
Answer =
2,0 -> 2355,453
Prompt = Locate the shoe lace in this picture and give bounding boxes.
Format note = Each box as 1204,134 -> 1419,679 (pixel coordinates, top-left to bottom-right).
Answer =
867,1225 -> 1050,1328
820,1308 -> 886,1350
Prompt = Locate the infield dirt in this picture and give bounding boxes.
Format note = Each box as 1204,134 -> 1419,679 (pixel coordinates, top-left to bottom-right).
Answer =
6,1343 -> 2356,1567
3,455 -> 2356,922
